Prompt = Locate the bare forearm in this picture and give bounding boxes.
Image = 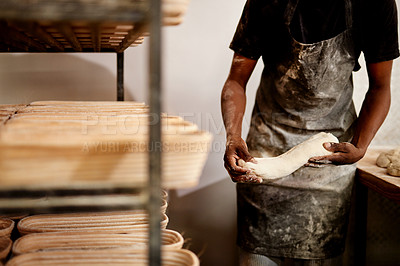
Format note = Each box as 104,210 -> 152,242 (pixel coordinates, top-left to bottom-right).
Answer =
351,84 -> 390,151
221,53 -> 258,140
222,53 -> 259,182
351,60 -> 393,153
221,80 -> 247,139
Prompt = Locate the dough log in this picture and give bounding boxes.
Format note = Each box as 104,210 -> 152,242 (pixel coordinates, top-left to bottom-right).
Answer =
239,132 -> 339,181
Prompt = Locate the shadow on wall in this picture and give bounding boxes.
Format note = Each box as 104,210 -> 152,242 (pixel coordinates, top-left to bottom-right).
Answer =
0,53 -> 133,104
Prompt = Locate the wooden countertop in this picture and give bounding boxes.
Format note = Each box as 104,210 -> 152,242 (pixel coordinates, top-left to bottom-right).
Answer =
356,147 -> 400,203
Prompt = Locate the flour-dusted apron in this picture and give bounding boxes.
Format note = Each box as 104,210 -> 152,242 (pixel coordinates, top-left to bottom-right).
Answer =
237,0 -> 358,259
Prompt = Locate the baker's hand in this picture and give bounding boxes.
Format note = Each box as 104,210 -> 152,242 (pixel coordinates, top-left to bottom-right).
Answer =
224,136 -> 260,183
307,142 -> 366,166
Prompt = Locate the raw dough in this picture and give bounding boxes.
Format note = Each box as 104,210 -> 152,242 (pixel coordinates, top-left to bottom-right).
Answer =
387,159 -> 400,176
376,147 -> 400,177
376,147 -> 400,168
239,132 -> 338,181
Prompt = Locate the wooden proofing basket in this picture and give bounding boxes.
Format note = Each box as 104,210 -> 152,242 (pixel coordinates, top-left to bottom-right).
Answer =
0,237 -> 12,262
0,219 -> 14,238
12,229 -> 184,255
17,211 -> 168,235
0,101 -> 213,190
0,105 -> 25,124
0,214 -> 29,220
6,249 -> 199,266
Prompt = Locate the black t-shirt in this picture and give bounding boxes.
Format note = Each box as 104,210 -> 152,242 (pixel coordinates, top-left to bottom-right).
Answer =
291,0 -> 347,44
230,0 -> 399,66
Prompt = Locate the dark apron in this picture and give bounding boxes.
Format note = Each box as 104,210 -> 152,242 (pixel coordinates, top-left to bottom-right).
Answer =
237,0 -> 357,259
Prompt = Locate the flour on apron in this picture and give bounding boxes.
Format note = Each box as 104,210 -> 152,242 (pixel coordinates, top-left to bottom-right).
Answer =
237,0 -> 357,259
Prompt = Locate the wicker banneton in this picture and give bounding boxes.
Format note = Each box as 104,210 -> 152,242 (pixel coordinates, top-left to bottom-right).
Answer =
17,211 -> 168,235
0,104 -> 26,114
162,189 -> 169,200
160,198 -> 168,214
0,219 -> 14,238
0,101 -> 213,190
12,229 -> 184,255
0,237 -> 11,262
0,214 -> 29,220
6,249 -> 199,266
0,104 -> 26,126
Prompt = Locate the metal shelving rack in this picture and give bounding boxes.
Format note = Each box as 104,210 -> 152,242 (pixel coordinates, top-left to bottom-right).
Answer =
0,0 -> 164,264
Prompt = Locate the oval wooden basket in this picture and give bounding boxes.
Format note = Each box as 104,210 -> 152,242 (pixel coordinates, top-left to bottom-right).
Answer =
0,213 -> 29,220
18,211 -> 168,235
0,237 -> 12,262
6,249 -> 199,266
162,189 -> 168,200
12,229 -> 184,255
161,197 -> 168,214
0,101 -> 213,190
0,219 -> 14,238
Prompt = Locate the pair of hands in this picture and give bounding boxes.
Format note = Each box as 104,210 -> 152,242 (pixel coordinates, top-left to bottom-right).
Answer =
224,135 -> 365,183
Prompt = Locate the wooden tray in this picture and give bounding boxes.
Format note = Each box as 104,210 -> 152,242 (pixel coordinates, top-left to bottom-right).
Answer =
6,248 -> 199,266
0,101 -> 212,190
0,219 -> 14,238
17,211 -> 168,235
12,229 -> 184,255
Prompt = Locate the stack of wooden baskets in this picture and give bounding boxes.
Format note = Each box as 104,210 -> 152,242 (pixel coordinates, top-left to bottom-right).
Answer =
0,101 -> 211,264
0,101 -> 212,189
7,191 -> 200,265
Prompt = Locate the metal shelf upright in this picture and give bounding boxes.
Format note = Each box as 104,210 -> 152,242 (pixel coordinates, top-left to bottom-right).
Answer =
0,0 -> 164,264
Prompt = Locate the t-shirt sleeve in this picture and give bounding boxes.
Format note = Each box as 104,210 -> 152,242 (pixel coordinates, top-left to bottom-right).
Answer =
361,0 -> 400,63
229,0 -> 263,60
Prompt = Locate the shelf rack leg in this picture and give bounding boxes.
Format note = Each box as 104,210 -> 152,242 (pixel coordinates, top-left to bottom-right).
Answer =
117,52 -> 124,101
148,0 -> 162,265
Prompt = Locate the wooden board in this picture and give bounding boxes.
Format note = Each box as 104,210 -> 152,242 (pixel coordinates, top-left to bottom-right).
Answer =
356,147 -> 400,203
